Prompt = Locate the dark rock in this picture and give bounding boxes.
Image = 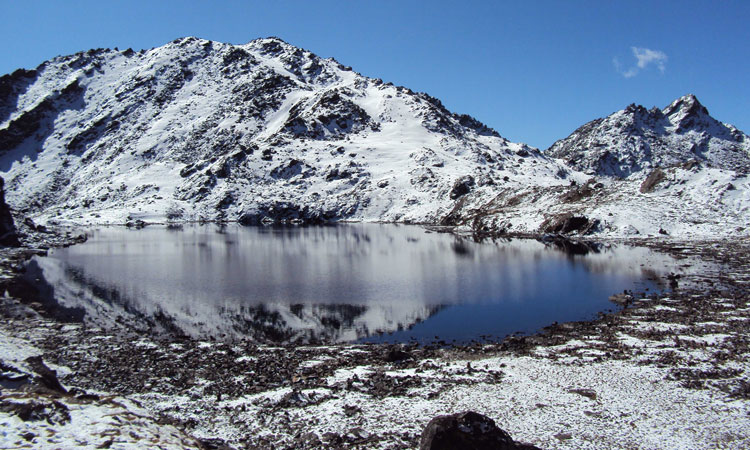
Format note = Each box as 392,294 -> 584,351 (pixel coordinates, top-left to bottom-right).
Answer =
667,273 -> 681,289
419,411 -> 540,450
609,293 -> 633,306
261,149 -> 274,161
0,68 -> 38,124
197,437 -> 233,450
567,388 -> 597,400
22,217 -> 48,233
25,356 -> 67,394
238,201 -> 329,225
640,168 -> 666,193
0,177 -> 19,246
449,175 -> 475,200
540,213 -> 599,235
0,370 -> 30,389
384,346 -> 411,363
270,159 -> 308,179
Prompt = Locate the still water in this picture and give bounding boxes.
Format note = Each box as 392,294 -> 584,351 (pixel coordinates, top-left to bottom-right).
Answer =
23,224 -> 679,344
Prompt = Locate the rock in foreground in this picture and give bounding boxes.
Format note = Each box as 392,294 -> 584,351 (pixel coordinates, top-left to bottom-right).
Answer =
420,411 -> 541,450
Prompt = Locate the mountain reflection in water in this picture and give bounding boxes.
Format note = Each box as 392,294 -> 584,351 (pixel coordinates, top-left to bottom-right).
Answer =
23,224 -> 683,344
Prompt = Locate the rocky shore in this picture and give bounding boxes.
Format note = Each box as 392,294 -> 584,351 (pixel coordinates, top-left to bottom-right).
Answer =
1,226 -> 749,449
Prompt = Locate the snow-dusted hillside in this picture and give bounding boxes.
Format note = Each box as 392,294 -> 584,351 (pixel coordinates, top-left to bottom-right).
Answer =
447,95 -> 750,238
0,37 -> 748,238
0,37 -> 565,226
547,94 -> 750,177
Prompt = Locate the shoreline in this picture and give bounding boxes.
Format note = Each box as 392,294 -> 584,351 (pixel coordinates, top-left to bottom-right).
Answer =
1,227 -> 748,449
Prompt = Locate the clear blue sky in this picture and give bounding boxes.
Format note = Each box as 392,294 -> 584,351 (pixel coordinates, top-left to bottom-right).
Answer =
1,0 -> 748,149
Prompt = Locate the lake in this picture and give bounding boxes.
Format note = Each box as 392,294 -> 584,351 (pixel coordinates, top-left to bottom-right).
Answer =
21,224 -> 680,345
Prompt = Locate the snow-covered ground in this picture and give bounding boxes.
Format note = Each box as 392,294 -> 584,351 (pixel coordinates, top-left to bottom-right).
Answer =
2,240 -> 749,449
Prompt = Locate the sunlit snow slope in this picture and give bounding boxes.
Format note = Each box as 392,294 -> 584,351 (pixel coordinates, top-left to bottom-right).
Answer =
0,37 -> 563,226
1,37 -> 748,237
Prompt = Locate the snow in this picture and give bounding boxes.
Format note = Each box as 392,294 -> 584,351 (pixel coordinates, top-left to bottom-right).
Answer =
1,39 -> 747,238
0,395 -> 201,449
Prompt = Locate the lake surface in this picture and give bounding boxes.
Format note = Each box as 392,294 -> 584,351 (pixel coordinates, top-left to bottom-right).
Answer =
23,224 -> 680,344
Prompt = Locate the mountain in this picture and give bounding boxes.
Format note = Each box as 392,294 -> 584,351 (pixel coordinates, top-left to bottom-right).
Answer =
546,94 -> 750,177
0,36 -> 565,226
447,95 -> 750,238
0,37 -> 748,238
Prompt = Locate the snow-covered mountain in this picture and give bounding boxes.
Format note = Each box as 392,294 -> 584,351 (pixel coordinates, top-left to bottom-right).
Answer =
0,36 -> 565,226
0,37 -> 748,238
547,94 -> 750,177
446,95 -> 750,237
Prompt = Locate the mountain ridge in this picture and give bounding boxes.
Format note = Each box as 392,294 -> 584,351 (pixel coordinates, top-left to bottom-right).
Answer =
546,94 -> 750,177
0,37 -> 748,238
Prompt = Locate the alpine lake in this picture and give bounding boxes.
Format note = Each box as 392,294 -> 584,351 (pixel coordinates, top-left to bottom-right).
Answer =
21,223 -> 682,345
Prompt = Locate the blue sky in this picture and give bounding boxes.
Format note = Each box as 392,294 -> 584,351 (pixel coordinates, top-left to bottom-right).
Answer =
1,0 -> 748,149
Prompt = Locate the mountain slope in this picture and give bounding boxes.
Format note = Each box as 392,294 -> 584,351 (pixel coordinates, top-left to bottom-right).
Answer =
0,37 -> 566,226
0,38 -> 748,238
446,95 -> 750,238
546,95 -> 750,177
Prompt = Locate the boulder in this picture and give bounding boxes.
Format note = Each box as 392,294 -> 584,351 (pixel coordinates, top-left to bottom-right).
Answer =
419,411 -> 541,450
383,346 -> 411,363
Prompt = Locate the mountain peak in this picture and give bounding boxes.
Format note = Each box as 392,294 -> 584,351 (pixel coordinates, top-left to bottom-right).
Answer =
546,95 -> 750,176
0,36 -> 534,226
252,36 -> 290,45
662,94 -> 710,121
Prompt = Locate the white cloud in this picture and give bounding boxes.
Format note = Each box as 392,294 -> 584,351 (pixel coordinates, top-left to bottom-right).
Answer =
614,47 -> 668,78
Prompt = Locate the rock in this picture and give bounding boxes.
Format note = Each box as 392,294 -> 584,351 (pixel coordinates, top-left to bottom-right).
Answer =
449,175 -> 475,200
567,388 -> 597,400
25,356 -> 67,394
197,437 -> 233,450
640,168 -> 666,193
419,411 -> 541,450
540,213 -> 599,235
0,177 -> 19,246
383,346 -> 411,363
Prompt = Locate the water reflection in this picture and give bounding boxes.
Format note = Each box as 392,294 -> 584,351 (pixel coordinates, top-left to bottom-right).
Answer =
22,224 -> 687,344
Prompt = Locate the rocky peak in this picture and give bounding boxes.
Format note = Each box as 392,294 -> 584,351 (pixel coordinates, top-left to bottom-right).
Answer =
663,94 -> 707,117
662,94 -> 712,131
546,94 -> 750,176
